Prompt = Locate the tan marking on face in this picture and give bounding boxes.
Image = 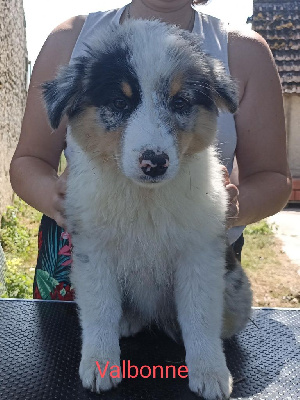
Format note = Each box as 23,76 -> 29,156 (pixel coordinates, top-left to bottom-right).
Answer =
70,107 -> 121,167
178,108 -> 217,156
169,76 -> 183,98
121,81 -> 133,98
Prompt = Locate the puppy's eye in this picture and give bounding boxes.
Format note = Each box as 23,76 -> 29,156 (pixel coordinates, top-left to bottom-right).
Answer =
171,97 -> 190,112
113,98 -> 128,110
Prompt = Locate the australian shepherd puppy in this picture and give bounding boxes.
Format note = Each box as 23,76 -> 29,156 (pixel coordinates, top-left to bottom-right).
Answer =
43,20 -> 252,400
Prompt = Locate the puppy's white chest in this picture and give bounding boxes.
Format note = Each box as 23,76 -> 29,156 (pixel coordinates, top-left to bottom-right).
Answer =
111,227 -> 176,316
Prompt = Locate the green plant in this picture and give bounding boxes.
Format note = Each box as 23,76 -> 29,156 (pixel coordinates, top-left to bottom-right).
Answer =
0,197 -> 41,299
0,198 -> 41,261
244,219 -> 274,236
0,258 -> 33,299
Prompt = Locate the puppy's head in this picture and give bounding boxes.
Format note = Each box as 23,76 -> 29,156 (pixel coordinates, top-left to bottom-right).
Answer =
43,20 -> 238,187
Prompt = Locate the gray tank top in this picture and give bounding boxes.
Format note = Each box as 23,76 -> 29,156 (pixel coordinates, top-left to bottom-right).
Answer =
67,5 -> 244,244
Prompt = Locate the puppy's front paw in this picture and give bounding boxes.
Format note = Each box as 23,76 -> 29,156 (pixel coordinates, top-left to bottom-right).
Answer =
188,361 -> 232,400
79,355 -> 122,393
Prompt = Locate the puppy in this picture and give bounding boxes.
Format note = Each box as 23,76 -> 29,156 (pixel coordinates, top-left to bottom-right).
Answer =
43,20 -> 252,400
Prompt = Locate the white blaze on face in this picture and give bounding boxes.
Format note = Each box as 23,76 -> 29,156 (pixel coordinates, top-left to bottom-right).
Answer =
121,98 -> 179,185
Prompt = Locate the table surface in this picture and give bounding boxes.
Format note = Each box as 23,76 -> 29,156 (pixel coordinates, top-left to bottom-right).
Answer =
0,299 -> 299,400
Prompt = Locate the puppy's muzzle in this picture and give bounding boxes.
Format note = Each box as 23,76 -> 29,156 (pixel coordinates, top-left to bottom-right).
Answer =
139,150 -> 169,178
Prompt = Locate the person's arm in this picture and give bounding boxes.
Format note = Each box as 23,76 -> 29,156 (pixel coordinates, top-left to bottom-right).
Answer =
10,16 -> 86,228
227,30 -> 292,227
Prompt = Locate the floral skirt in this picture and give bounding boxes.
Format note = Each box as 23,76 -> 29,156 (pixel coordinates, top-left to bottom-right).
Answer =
33,215 -> 74,300
33,215 -> 244,301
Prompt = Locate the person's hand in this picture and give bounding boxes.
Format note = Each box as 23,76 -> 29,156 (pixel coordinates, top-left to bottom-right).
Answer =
222,166 -> 239,228
52,167 -> 68,230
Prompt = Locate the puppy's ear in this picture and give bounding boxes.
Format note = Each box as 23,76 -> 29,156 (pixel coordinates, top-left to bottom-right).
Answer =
42,60 -> 86,129
210,58 -> 239,114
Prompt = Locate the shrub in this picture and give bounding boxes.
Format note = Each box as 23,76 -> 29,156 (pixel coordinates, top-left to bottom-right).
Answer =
0,198 -> 41,261
244,220 -> 274,236
0,197 -> 40,299
0,258 -> 33,299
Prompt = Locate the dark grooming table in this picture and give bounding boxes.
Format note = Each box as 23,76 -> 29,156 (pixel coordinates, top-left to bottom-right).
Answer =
0,299 -> 299,400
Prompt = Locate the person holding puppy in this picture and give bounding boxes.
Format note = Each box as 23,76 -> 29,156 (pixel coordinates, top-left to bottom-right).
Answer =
10,0 -> 291,300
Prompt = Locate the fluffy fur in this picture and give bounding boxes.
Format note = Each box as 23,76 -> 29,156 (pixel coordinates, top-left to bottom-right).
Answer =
43,20 -> 252,400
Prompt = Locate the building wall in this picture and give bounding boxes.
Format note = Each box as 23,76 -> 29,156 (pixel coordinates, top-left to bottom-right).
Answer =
284,94 -> 300,178
0,0 -> 27,215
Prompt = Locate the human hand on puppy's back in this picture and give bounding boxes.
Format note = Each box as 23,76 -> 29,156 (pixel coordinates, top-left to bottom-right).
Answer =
222,166 -> 239,228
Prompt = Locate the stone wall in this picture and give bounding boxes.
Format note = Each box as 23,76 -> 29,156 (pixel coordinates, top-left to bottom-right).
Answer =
0,0 -> 27,215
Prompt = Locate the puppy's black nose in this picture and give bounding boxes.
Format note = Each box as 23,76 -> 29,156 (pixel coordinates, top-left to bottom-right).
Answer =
139,150 -> 169,178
